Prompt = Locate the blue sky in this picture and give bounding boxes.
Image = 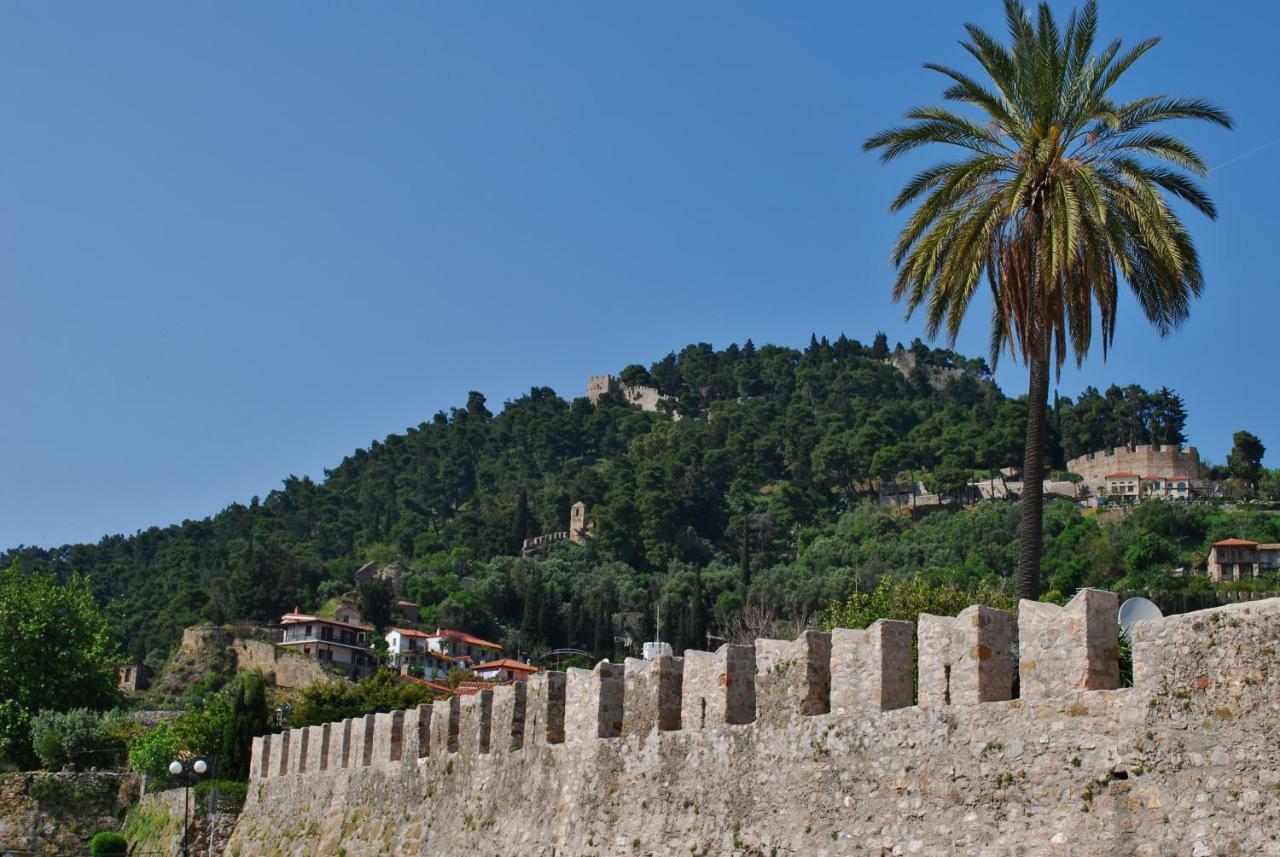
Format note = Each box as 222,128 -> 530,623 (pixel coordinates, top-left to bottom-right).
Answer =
3,2 -> 1277,549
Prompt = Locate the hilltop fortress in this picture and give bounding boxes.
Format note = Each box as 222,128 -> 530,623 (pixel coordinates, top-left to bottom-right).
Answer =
1067,444 -> 1205,496
227,591 -> 1280,856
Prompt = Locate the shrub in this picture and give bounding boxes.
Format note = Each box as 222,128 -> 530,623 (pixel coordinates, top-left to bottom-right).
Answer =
89,830 -> 128,855
30,709 -> 107,770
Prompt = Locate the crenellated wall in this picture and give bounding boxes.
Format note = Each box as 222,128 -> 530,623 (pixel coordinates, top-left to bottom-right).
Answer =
228,590 -> 1280,856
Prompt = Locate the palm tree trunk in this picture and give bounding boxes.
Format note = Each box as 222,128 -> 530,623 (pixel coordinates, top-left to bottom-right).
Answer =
1017,349 -> 1050,600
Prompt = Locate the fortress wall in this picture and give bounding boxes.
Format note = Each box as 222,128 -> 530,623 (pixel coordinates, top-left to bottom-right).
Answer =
1067,444 -> 1203,484
232,593 -> 1280,856
565,662 -> 624,742
622,655 -> 682,736
681,644 -> 755,729
754,630 -> 831,726
329,718 -> 351,770
524,671 -> 566,746
306,724 -> 328,772
428,697 -> 458,756
404,704 -> 429,759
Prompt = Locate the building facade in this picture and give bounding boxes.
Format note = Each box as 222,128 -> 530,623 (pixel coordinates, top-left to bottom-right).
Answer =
279,610 -> 378,678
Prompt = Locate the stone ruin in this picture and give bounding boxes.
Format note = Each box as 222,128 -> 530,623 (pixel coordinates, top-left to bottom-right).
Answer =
229,590 -> 1280,855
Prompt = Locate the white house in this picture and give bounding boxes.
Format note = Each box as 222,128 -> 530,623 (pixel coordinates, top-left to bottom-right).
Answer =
473,658 -> 538,682
279,609 -> 377,678
384,627 -> 463,679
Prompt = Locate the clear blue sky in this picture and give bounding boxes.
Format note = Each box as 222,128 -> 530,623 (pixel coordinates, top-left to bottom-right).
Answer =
3,2 -> 1276,549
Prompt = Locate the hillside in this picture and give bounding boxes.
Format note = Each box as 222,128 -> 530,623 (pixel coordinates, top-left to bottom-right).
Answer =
4,334 -> 1199,662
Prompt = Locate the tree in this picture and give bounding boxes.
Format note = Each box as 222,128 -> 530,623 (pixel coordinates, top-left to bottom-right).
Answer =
219,674 -> 270,781
864,0 -> 1230,598
357,578 -> 395,632
1227,430 -> 1265,486
0,560 -> 120,768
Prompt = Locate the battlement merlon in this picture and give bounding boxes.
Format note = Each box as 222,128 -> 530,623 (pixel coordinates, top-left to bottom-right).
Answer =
1019,589 -> 1119,700
622,654 -> 683,736
525,670 -> 567,746
429,696 -> 460,755
755,630 -> 831,726
918,605 -> 1014,707
490,682 -> 526,752
458,690 -> 494,754
830,619 -> 913,714
681,643 -> 756,729
565,661 -> 624,741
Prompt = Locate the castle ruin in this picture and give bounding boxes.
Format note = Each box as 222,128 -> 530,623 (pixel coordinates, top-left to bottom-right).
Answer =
587,374 -> 671,414
229,591 -> 1280,855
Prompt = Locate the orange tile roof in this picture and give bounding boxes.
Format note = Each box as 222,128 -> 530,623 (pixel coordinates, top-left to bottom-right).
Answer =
1104,471 -> 1139,479
390,627 -> 431,638
1212,538 -> 1258,547
429,628 -> 502,650
473,658 -> 538,674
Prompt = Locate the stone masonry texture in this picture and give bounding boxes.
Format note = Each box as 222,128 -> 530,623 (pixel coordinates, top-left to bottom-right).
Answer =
230,595 -> 1280,856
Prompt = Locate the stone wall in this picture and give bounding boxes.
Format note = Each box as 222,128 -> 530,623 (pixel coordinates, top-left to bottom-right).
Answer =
127,785 -> 240,857
227,590 -> 1280,856
0,772 -> 135,856
232,639 -> 328,689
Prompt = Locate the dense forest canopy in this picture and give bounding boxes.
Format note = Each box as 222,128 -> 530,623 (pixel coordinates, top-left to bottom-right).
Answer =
0,336 -> 1220,662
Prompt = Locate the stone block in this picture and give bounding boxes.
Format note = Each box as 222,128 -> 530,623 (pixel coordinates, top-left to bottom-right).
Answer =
755,630 -> 831,725
681,644 -> 756,728
490,683 -> 526,752
1019,589 -> 1120,700
830,619 -> 914,714
919,605 -> 1013,706
525,671 -> 567,746
566,661 -> 624,742
458,691 -> 494,754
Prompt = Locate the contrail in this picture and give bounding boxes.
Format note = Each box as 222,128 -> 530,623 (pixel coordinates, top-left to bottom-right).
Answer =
1210,136 -> 1280,173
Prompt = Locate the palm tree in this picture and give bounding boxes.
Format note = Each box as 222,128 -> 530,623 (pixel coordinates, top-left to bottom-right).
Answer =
864,0 -> 1230,599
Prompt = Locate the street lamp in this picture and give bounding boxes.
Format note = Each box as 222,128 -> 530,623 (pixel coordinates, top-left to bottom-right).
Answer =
169,758 -> 208,857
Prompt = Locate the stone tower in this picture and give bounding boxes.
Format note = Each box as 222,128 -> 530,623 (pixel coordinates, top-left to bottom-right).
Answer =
569,501 -> 589,544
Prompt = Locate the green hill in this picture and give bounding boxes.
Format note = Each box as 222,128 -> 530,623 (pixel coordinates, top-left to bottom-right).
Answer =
5,334 -> 1211,662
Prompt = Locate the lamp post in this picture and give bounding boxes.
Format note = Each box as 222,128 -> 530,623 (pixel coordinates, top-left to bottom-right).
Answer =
168,758 -> 208,857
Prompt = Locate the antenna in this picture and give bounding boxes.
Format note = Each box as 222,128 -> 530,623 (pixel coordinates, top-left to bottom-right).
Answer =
1118,597 -> 1163,636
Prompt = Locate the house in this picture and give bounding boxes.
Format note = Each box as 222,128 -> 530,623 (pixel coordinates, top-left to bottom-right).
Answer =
1208,539 -> 1260,582
334,599 -> 363,626
118,661 -> 151,693
384,627 -> 463,679
1140,475 -> 1192,501
473,658 -> 538,682
279,609 -> 378,678
1258,544 -> 1280,573
423,628 -> 503,664
1103,472 -> 1141,501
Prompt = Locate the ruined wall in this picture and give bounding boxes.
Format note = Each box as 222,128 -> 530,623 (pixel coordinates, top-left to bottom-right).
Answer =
1067,444 -> 1203,487
232,639 -> 328,689
0,772 -> 135,856
227,590 -> 1280,857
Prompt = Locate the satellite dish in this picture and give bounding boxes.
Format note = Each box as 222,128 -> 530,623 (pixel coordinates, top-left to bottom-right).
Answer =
1118,597 -> 1163,636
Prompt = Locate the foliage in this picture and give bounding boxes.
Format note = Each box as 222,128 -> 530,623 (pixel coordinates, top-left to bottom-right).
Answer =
29,708 -> 138,771
289,669 -> 435,729
127,685 -> 234,789
218,673 -> 270,782
89,831 -> 128,856
1227,431 -> 1265,485
0,559 -> 120,769
817,573 -> 1015,631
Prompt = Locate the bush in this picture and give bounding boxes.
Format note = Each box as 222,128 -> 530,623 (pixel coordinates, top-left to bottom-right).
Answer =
89,830 -> 128,855
30,709 -> 110,771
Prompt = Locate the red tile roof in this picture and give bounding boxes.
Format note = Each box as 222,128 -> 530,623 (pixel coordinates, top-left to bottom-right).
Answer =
1212,538 -> 1259,548
1104,471 -> 1139,479
390,627 -> 431,638
473,658 -> 538,674
428,628 -> 502,650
